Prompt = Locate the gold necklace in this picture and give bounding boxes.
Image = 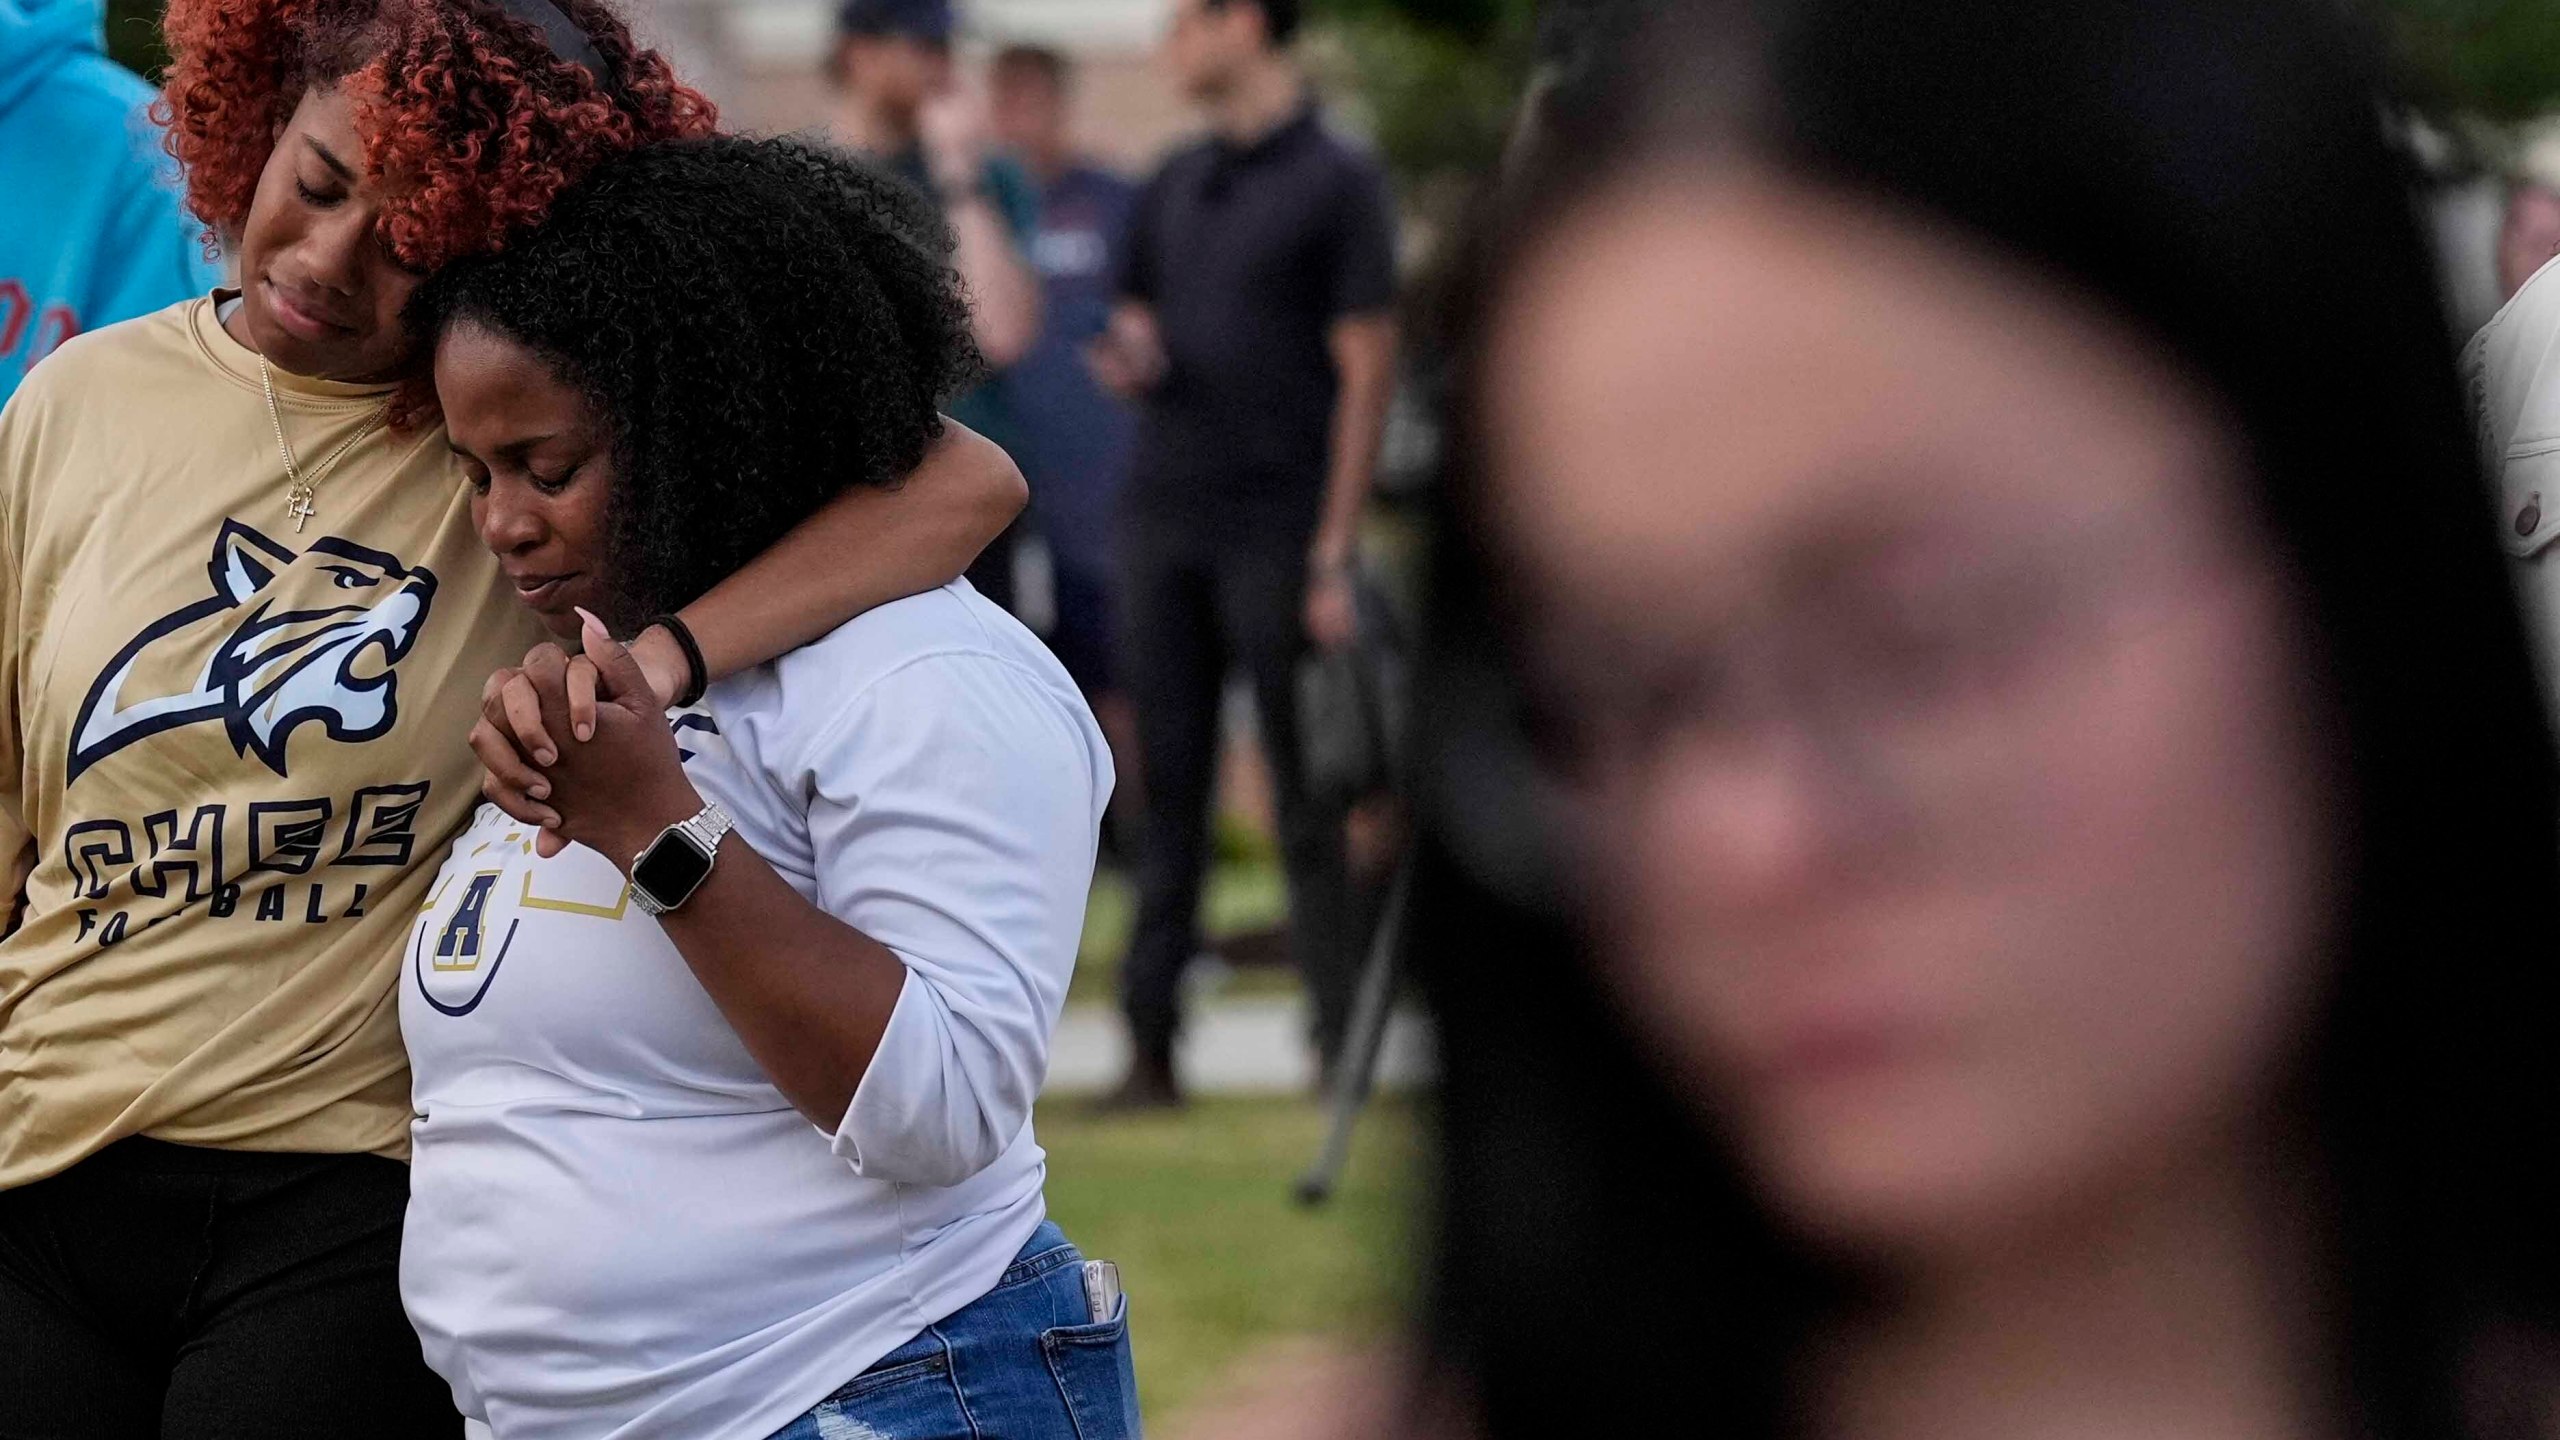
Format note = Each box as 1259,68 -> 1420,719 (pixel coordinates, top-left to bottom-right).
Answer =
259,358 -> 385,533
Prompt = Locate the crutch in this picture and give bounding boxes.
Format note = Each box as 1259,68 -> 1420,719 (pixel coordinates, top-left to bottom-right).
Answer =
1292,858 -> 1413,1206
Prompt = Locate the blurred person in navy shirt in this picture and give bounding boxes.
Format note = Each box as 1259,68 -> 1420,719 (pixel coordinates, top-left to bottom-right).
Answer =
989,43 -> 1141,848
1089,0 -> 1399,1108
832,0 -> 1041,611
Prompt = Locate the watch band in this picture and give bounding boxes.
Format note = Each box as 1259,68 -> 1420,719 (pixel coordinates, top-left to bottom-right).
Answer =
629,800 -> 733,916
676,802 -> 733,855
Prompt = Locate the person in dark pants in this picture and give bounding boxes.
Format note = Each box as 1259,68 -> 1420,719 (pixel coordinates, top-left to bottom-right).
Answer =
1089,0 -> 1399,1107
0,1143 -> 438,1434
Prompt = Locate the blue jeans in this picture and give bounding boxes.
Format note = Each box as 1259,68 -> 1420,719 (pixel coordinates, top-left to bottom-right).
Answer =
766,1221 -> 1141,1440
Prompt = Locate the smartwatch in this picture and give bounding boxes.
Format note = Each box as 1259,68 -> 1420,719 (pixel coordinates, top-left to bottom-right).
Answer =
629,801 -> 733,916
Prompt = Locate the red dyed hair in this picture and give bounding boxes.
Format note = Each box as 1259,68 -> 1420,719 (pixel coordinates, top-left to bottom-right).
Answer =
157,0 -> 717,274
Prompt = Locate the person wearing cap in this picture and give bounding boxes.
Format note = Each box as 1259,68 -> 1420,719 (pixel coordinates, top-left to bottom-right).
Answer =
2467,201 -> 2560,727
1088,0 -> 1399,1108
832,0 -> 1044,613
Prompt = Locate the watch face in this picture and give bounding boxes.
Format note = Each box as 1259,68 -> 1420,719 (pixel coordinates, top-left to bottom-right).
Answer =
633,833 -> 715,907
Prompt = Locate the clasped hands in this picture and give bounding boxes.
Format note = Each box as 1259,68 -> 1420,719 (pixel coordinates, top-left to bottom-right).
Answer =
470,608 -> 704,868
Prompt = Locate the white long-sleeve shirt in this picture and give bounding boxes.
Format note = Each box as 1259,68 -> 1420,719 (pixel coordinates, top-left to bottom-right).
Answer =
2468,254 -> 2560,724
398,581 -> 1111,1439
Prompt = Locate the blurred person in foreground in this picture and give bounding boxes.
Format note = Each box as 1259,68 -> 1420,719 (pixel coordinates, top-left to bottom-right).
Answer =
0,0 -> 221,404
2499,124 -> 2560,302
1090,0 -> 1399,1108
989,42 -> 1142,848
1394,0 -> 2560,1436
832,0 -> 1042,612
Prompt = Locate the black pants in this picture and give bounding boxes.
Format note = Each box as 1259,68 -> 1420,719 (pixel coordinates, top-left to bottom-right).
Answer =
0,1138 -> 455,1439
1119,524 -> 1354,1073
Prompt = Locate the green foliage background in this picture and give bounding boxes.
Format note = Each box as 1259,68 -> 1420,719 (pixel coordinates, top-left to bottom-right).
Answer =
1307,0 -> 1535,196
1309,0 -> 2560,198
94,0 -> 2560,123
2379,0 -> 2560,121
102,0 -> 171,81
91,0 -> 2560,201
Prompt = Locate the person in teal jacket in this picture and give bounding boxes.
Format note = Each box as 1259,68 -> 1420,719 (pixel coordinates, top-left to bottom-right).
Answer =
0,0 -> 222,405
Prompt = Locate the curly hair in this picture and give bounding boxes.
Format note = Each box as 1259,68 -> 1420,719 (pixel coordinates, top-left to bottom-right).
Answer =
407,136 -> 983,626
158,0 -> 715,274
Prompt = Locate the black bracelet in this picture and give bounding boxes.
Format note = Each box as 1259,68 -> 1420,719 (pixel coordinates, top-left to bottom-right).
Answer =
645,613 -> 709,708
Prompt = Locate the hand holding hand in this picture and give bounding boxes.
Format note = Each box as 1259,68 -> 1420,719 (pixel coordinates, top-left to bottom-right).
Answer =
470,641 -> 596,840
470,610 -> 699,863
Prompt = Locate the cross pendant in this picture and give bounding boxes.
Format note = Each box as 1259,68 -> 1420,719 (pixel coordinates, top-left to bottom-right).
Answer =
286,486 -> 316,533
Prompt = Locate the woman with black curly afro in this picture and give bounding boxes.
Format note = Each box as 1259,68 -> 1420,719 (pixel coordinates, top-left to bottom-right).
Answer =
413,132 -> 988,642
403,134 -> 1135,1440
0,0 -> 1020,1431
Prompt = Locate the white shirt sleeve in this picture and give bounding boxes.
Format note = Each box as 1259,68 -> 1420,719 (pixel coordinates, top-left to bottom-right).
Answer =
800,652 -> 1105,1187
2473,266 -> 2560,724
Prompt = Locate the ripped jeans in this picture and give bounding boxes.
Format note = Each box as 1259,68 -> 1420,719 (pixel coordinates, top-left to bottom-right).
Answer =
765,1221 -> 1141,1440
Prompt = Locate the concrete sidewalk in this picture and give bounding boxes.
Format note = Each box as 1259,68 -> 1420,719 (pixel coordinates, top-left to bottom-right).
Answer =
1042,997 -> 1432,1097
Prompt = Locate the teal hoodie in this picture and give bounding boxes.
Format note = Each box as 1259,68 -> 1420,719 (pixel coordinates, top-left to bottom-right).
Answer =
0,0 -> 220,405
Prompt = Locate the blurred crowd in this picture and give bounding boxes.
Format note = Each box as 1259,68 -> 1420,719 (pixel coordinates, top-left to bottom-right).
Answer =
819,0 -> 1407,1110
19,0 -> 2560,1435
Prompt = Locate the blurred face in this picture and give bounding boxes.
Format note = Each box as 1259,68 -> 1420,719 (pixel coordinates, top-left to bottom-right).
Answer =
1162,0 -> 1256,101
436,323 -> 614,642
1487,172 -> 2339,1257
990,64 -> 1066,164
2500,184 -> 2560,300
232,85 -> 422,381
839,33 -> 952,119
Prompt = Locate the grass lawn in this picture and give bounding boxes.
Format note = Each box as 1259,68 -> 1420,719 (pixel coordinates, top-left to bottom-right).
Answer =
1071,860 -> 1296,1007
1037,1095 -> 1422,1425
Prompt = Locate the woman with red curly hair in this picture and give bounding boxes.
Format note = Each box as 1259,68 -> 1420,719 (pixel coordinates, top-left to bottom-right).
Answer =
0,0 -> 1022,1430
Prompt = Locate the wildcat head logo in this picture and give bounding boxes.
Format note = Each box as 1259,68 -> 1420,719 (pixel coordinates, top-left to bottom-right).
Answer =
68,519 -> 439,783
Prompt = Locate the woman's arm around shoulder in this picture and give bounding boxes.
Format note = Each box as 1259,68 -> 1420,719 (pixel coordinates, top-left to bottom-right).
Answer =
632,420 -> 1026,701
